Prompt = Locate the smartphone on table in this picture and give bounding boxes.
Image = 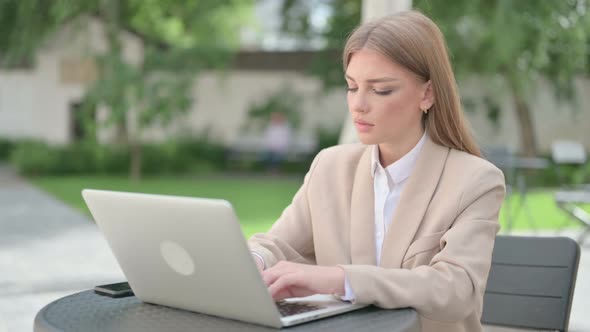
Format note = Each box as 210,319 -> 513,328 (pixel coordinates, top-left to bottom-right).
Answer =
94,281 -> 134,298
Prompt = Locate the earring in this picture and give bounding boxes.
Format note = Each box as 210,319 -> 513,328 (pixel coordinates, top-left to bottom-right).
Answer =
422,107 -> 429,114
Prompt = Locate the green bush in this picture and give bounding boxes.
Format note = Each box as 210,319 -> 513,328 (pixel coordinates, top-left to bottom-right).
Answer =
101,145 -> 130,174
315,126 -> 341,152
139,139 -> 226,175
54,142 -> 103,174
10,141 -> 60,175
280,159 -> 314,174
9,138 -> 230,176
141,142 -> 189,174
507,158 -> 589,189
572,162 -> 590,185
0,138 -> 15,161
176,138 -> 227,169
13,141 -> 130,175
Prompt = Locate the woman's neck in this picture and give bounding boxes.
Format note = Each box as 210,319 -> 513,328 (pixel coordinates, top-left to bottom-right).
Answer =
378,128 -> 425,167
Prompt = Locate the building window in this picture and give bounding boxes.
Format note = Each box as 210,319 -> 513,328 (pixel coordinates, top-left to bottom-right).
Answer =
60,58 -> 98,85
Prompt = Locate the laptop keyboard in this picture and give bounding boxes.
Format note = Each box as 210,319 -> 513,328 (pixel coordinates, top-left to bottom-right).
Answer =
276,301 -> 326,317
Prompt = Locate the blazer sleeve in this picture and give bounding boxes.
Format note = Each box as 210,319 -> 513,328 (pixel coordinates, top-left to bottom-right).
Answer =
339,165 -> 505,323
246,150 -> 323,268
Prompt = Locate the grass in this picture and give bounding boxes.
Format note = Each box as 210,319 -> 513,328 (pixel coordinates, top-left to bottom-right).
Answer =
499,190 -> 588,232
30,175 -> 589,238
31,175 -> 302,238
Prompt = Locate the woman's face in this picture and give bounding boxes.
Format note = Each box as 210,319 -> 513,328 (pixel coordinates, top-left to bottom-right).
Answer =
345,48 -> 432,146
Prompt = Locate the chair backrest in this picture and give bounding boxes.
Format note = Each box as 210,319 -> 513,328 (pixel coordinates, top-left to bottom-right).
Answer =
551,140 -> 587,165
482,236 -> 580,331
482,145 -> 517,170
551,140 -> 589,187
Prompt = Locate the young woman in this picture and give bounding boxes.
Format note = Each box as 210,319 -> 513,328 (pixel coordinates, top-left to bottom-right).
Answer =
248,11 -> 505,332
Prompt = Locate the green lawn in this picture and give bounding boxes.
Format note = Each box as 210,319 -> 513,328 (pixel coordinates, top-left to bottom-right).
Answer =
500,190 -> 588,231
31,175 -> 588,237
31,175 -> 302,238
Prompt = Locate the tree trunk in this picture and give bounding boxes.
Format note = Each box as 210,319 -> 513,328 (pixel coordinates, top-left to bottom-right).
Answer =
130,140 -> 142,182
511,91 -> 537,157
114,122 -> 127,145
506,75 -> 537,157
102,0 -> 121,54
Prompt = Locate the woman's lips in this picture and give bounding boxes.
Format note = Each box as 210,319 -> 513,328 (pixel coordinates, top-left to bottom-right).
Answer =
354,119 -> 374,132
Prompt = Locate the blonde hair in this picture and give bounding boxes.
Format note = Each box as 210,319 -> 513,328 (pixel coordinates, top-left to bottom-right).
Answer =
343,11 -> 481,157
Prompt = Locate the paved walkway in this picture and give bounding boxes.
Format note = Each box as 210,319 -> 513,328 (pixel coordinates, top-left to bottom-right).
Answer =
0,164 -> 123,332
0,164 -> 589,331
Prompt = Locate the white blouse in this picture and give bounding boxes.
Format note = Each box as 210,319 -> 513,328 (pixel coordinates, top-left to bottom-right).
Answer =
342,132 -> 427,300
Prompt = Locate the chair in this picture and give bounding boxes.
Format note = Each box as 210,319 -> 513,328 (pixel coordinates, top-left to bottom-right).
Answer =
482,146 -> 517,231
551,140 -> 590,244
482,236 -> 580,331
483,145 -> 517,171
483,145 -> 544,232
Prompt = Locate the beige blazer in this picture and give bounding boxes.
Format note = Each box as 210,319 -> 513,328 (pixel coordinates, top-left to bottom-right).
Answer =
248,137 -> 506,332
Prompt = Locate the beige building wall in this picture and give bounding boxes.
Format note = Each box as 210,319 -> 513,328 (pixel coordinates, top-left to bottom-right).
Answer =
0,16 -> 588,153
461,77 -> 590,153
148,72 -> 590,154
176,71 -> 347,145
0,17 -> 143,145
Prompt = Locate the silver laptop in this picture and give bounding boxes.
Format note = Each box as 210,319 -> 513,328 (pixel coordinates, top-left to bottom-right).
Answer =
82,189 -> 367,328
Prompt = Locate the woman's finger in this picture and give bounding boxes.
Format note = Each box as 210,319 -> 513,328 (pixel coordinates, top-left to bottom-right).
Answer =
262,261 -> 297,286
262,267 -> 287,286
268,272 -> 302,300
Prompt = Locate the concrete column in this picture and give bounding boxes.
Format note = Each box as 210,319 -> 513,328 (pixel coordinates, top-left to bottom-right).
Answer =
339,0 -> 412,144
362,0 -> 412,22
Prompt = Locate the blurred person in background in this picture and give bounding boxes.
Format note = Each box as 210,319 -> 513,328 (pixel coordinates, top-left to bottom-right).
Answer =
263,111 -> 292,174
248,11 -> 505,332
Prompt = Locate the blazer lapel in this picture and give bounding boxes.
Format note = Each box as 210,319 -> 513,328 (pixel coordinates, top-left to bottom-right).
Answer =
349,146 -> 377,265
380,137 -> 450,268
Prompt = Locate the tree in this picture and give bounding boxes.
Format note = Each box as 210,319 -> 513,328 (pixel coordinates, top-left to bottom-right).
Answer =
0,0 -> 254,180
281,0 -> 590,156
280,0 -> 360,88
417,0 -> 590,156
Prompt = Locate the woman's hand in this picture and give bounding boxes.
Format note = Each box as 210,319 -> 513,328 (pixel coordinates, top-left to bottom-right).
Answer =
252,255 -> 265,273
262,261 -> 346,301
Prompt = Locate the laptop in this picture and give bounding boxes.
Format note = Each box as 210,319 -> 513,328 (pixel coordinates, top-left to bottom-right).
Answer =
81,189 -> 367,328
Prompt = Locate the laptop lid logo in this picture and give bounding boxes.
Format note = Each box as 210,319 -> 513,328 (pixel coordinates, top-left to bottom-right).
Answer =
160,241 -> 195,276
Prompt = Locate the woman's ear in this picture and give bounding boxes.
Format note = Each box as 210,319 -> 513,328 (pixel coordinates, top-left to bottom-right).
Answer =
420,80 -> 434,110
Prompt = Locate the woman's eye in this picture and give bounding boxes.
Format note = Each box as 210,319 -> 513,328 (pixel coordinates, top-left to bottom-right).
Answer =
373,89 -> 393,96
346,87 -> 358,93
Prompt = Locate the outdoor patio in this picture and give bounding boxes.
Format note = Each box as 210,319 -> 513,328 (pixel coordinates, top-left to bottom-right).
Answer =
1,164 -> 589,331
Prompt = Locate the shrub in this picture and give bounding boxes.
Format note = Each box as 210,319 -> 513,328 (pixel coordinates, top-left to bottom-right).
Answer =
10,141 -> 60,175
0,138 -> 15,161
315,126 -> 341,152
54,142 -> 102,174
8,136 -> 319,176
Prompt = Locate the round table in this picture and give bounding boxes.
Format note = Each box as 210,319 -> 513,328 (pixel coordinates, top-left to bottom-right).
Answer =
35,290 -> 421,332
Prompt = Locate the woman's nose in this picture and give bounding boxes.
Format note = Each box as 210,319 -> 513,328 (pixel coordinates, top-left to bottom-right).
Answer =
349,93 -> 369,113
